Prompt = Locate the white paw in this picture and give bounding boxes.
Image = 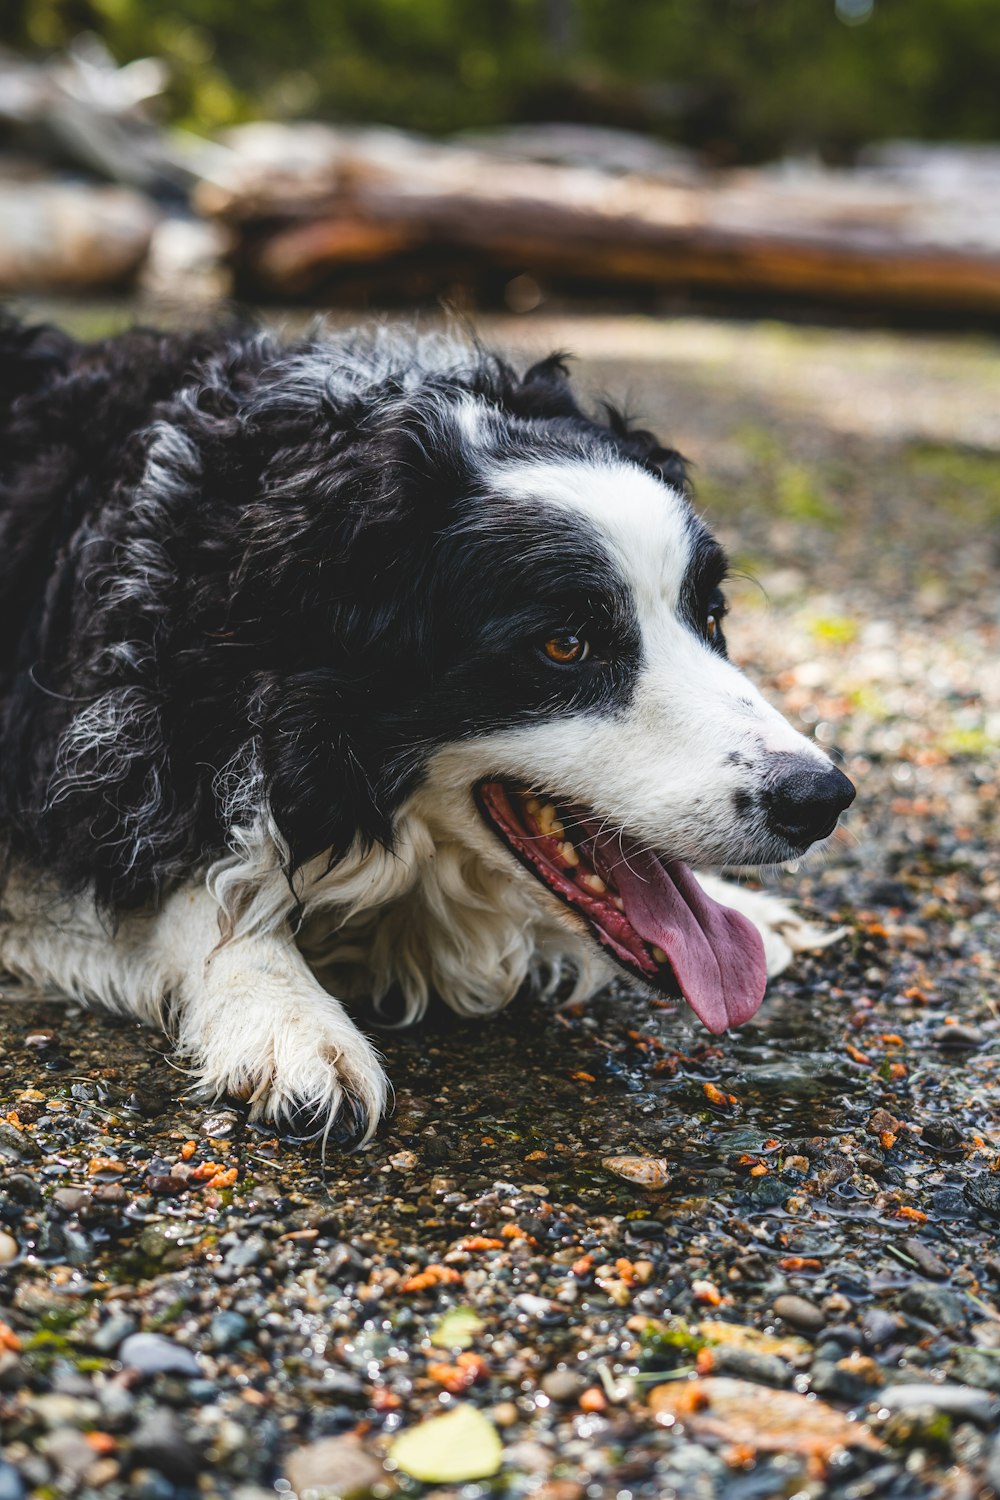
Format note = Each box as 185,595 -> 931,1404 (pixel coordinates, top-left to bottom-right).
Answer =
695,875 -> 849,979
181,993 -> 389,1143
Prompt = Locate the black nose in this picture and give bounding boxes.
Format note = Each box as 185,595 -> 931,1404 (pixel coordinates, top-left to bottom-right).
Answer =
764,755 -> 855,848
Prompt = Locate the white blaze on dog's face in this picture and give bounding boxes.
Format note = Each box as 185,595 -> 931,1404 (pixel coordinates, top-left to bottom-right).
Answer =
417,455 -> 855,1035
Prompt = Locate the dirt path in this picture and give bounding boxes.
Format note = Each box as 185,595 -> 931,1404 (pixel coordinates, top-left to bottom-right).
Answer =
1,311 -> 999,1500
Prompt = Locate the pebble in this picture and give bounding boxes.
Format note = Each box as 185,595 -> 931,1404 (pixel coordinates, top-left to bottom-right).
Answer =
285,1434 -> 385,1498
951,1348 -> 1000,1391
209,1311 -> 248,1349
932,1023 -> 984,1048
119,1332 -> 200,1378
965,1175 -> 1000,1220
711,1345 -> 791,1387
901,1237 -> 949,1280
0,1232 -> 18,1265
897,1282 -> 969,1331
222,1235 -> 267,1272
91,1313 -> 138,1354
131,1409 -> 200,1483
878,1382 -> 995,1425
540,1366 -> 587,1403
772,1294 -> 826,1334
0,1462 -> 24,1500
862,1308 -> 904,1347
28,1393 -> 101,1429
38,1428 -> 95,1485
0,1122 -> 40,1162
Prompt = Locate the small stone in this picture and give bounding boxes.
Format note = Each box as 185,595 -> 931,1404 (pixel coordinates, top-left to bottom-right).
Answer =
951,1348 -> 1000,1392
223,1235 -> 267,1271
38,1428 -> 95,1485
862,1308 -> 904,1347
28,1393 -> 102,1429
286,1434 -> 386,1498
901,1238 -> 949,1279
388,1150 -> 418,1170
897,1282 -> 969,1331
773,1294 -> 825,1334
209,1311 -> 248,1349
932,1024 -> 984,1049
877,1381 -> 994,1425
711,1345 -> 791,1388
51,1188 -> 91,1214
0,1460 -> 24,1500
131,1409 -> 199,1483
541,1367 -> 587,1403
119,1333 -> 200,1378
0,1232 -> 18,1265
0,1121 -> 40,1162
965,1175 -> 1000,1220
91,1313 -> 137,1354
492,1401 -> 519,1427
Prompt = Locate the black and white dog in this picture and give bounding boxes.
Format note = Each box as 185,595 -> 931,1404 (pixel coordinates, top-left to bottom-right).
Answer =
0,316 -> 854,1138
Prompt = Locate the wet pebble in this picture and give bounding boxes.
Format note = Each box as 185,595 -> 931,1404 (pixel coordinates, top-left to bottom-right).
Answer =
932,1023 -> 985,1048
209,1311 -> 248,1349
285,1434 -> 385,1498
897,1282 -> 969,1331
0,1461 -> 24,1500
772,1294 -> 825,1334
540,1367 -> 587,1403
965,1175 -> 1000,1220
130,1409 -> 200,1483
91,1313 -> 138,1354
0,1231 -> 18,1264
878,1382 -> 996,1425
119,1333 -> 200,1378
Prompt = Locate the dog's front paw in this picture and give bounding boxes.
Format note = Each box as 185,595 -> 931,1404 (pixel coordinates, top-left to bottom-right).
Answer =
184,997 -> 389,1144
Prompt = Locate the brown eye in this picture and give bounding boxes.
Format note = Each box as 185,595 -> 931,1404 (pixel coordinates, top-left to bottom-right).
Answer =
706,614 -> 719,643
543,632 -> 589,665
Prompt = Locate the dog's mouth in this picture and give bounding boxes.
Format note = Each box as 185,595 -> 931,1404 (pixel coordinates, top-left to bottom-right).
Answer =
474,781 -> 768,1034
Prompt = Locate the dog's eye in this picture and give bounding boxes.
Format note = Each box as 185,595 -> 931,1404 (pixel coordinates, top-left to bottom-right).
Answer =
705,593 -> 728,646
543,631 -> 590,665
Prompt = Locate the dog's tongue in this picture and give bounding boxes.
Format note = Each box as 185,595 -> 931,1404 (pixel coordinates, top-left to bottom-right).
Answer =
606,843 -> 768,1033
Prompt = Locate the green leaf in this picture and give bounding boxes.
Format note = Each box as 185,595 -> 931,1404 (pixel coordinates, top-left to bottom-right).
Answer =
389,1404 -> 502,1483
429,1305 -> 484,1350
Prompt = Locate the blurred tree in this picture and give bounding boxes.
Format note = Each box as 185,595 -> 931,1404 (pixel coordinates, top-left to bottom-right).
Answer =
1,0 -> 998,158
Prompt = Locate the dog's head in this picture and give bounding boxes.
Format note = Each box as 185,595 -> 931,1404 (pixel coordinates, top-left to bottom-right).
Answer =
225,334 -> 854,1028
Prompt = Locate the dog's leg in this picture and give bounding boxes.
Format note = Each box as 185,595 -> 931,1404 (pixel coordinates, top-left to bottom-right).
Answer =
694,875 -> 848,978
0,876 -> 388,1139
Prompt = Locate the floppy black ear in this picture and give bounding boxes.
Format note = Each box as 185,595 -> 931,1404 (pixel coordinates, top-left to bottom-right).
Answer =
600,403 -> 690,493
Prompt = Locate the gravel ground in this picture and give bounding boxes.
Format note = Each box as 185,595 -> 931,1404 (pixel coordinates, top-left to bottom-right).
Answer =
1,311 -> 999,1500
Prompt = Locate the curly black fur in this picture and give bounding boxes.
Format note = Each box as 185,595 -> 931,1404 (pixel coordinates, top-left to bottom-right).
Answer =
0,316 -> 697,911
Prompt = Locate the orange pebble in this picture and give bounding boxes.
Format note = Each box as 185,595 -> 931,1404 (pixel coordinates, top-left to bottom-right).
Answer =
579,1386 -> 606,1413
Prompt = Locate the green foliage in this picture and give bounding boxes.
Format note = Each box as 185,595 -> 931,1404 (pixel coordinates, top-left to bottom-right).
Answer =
2,0 -> 1000,153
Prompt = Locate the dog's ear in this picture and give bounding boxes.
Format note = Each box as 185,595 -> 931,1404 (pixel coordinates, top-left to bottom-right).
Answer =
258,669 -> 393,875
600,403 -> 690,493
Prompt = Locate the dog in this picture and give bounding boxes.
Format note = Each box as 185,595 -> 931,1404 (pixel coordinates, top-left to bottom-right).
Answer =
0,315 -> 854,1140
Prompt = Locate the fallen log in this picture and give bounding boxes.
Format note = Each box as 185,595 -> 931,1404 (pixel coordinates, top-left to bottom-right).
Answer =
0,176 -> 157,292
195,124 -> 1000,312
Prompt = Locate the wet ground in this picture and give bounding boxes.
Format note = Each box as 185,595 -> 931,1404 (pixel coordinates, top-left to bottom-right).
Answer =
1,309 -> 999,1499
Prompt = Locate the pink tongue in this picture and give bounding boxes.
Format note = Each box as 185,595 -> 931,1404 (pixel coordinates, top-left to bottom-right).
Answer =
604,844 -> 768,1034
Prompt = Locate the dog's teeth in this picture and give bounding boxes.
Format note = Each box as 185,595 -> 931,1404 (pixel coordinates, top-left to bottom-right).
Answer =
580,872 -> 606,894
537,802 -> 559,834
651,944 -> 668,964
559,841 -> 580,867
612,896 -> 625,912
524,796 -> 541,816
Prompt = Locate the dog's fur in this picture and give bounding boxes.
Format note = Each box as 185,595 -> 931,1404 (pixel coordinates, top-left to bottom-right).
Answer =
0,316 -> 852,1139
